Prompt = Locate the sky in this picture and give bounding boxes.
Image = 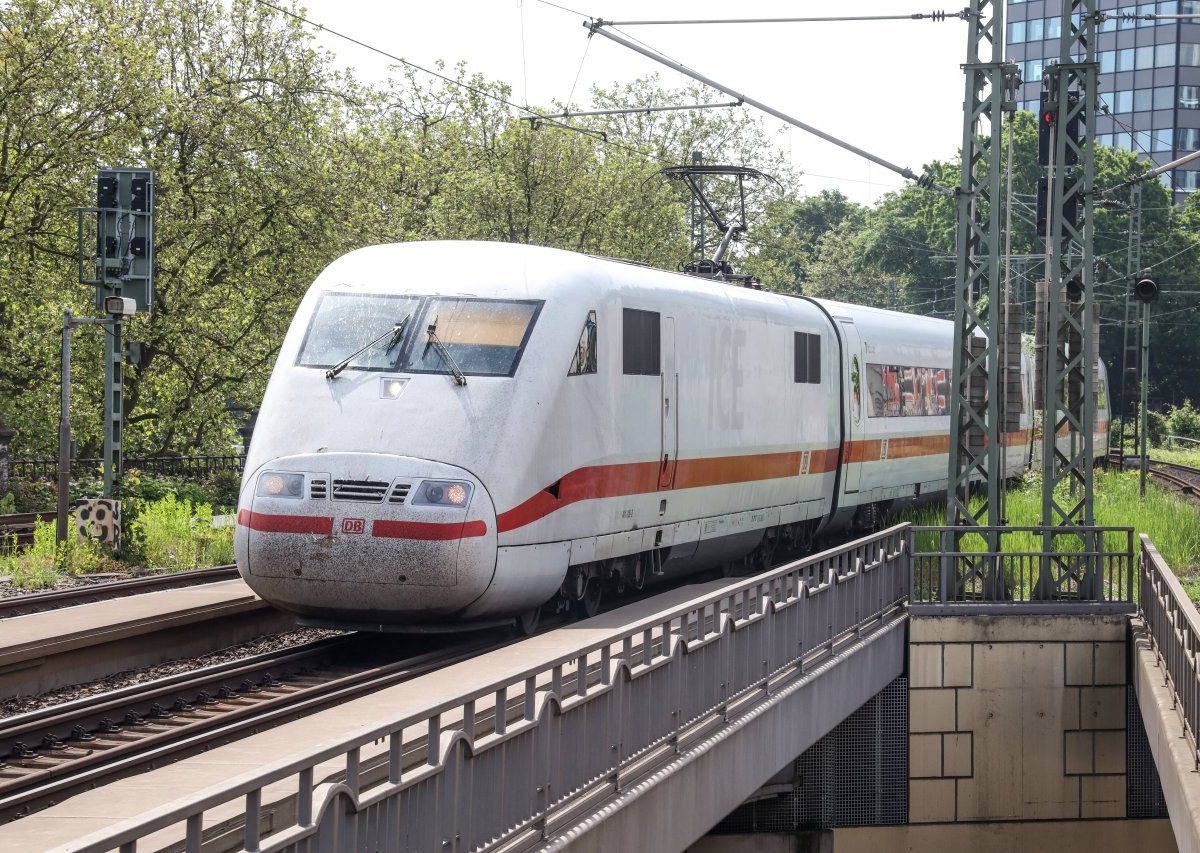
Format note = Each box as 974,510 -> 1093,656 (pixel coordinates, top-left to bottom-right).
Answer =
292,0 -> 970,206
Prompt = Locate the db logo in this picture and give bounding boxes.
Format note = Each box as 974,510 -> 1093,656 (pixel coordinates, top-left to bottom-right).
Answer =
341,518 -> 366,535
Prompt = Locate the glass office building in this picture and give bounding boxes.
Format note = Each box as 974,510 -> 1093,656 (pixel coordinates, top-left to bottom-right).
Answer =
1006,0 -> 1200,203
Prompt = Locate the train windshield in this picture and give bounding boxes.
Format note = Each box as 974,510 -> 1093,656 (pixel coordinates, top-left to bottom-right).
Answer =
400,298 -> 542,377
297,293 -> 421,371
297,293 -> 541,377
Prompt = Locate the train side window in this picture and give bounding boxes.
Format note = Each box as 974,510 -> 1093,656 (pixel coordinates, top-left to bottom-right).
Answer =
794,332 -> 821,384
568,310 -> 598,376
623,308 -> 660,375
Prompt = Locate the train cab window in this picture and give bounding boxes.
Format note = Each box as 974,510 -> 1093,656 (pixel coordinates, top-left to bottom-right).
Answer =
402,298 -> 542,377
794,332 -> 821,384
568,310 -> 598,376
297,293 -> 541,377
297,293 -> 421,371
623,308 -> 660,375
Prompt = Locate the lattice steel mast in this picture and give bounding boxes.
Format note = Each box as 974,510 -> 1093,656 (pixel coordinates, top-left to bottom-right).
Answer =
945,0 -> 1014,580
1038,0 -> 1099,597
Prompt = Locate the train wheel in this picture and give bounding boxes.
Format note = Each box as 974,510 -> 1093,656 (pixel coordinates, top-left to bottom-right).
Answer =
574,578 -> 603,620
515,606 -> 541,637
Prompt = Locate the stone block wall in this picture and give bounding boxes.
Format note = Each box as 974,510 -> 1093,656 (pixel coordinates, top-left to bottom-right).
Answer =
908,614 -> 1128,823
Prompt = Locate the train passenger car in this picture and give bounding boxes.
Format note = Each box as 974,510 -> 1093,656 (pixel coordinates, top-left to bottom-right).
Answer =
234,241 -> 1104,632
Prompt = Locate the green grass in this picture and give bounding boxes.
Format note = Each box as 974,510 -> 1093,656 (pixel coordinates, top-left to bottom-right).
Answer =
903,469 -> 1200,600
1151,446 -> 1200,468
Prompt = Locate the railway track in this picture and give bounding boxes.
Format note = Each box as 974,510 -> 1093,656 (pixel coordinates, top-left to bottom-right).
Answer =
0,631 -> 505,821
0,512 -> 55,549
1148,459 -> 1200,501
0,564 -> 240,619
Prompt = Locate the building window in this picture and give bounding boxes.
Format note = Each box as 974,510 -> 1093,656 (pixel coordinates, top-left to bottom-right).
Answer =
1156,43 -> 1176,68
1181,86 -> 1200,109
622,308 -> 660,376
1134,89 -> 1152,112
1177,128 -> 1200,150
1009,20 -> 1026,43
1046,16 -> 1062,39
1181,44 -> 1200,67
1028,17 -> 1044,40
1100,50 -> 1115,74
794,332 -> 821,385
1160,2 -> 1179,15
1135,130 -> 1152,154
1138,2 -> 1156,25
1176,170 -> 1200,191
1115,90 -> 1134,113
568,310 -> 598,376
1152,128 -> 1174,152
1115,131 -> 1133,150
1182,0 -> 1200,14
1136,45 -> 1155,70
1117,48 -> 1136,72
1154,86 -> 1175,111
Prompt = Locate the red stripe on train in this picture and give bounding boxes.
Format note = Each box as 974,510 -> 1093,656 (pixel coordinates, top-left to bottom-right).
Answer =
372,519 -> 488,540
236,509 -> 333,535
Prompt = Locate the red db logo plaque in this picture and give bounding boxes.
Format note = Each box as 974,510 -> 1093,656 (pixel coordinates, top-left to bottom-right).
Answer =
341,517 -> 366,535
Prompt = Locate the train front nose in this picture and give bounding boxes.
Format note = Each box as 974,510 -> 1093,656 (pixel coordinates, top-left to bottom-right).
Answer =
234,453 -> 496,625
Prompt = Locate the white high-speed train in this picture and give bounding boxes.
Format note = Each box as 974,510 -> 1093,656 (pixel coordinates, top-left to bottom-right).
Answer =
234,241 -> 1108,632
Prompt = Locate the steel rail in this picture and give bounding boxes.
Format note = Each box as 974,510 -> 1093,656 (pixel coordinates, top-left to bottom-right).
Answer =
0,564 -> 239,619
0,633 -> 506,820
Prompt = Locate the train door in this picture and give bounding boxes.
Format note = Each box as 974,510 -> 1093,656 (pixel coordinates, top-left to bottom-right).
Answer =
659,316 -> 678,489
839,319 -> 865,494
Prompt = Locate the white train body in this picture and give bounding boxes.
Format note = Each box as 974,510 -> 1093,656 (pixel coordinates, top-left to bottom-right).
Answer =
234,241 -> 1107,629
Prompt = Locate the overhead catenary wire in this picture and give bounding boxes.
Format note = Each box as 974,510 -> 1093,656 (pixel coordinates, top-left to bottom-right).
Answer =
598,11 -> 971,26
584,19 -> 956,197
521,100 -> 743,122
254,0 -> 678,163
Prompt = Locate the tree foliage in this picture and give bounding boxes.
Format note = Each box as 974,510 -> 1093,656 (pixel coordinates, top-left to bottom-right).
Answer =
0,0 -> 786,460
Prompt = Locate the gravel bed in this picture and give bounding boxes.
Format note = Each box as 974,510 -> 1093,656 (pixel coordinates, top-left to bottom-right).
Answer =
1,627 -> 344,718
0,573 -> 138,600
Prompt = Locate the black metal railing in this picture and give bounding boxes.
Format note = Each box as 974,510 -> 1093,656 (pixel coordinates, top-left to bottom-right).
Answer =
10,455 -> 245,480
1138,535 -> 1200,769
909,525 -> 1136,612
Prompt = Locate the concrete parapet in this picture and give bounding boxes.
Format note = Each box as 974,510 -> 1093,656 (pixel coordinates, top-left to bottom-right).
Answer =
1133,618 -> 1200,853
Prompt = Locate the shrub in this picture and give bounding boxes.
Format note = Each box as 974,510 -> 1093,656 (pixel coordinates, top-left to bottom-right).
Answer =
132,494 -> 234,570
1166,400 -> 1200,441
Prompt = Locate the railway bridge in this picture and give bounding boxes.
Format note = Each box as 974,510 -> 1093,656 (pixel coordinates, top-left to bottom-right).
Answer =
7,524 -> 1200,852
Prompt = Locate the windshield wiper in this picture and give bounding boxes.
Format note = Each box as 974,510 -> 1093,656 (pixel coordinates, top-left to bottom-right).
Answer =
325,314 -> 411,380
424,317 -> 467,386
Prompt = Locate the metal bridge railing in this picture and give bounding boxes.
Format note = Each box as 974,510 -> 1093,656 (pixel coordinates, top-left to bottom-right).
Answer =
64,525 -> 911,853
910,525 -> 1136,613
1138,535 -> 1200,769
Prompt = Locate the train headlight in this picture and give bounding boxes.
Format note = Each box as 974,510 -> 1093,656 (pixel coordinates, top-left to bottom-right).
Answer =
413,480 -> 473,507
257,471 -> 305,499
380,377 -> 408,400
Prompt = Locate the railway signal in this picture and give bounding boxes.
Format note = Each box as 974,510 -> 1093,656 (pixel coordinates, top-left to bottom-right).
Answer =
75,168 -> 155,500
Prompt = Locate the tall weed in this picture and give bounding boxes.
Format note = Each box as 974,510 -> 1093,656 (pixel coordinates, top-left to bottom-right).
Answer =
0,519 -> 106,589
132,494 -> 233,570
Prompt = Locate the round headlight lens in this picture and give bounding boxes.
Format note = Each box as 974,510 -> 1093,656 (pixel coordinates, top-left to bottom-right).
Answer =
446,484 -> 467,505
425,483 -> 445,503
265,475 -> 285,495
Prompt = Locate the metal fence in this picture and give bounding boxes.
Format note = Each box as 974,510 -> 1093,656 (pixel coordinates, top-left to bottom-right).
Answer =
10,455 -> 244,480
1138,535 -> 1200,769
910,525 -> 1136,613
64,525 -> 911,853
